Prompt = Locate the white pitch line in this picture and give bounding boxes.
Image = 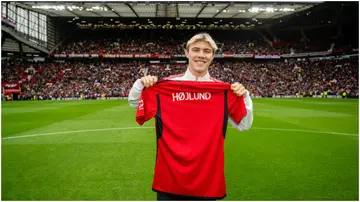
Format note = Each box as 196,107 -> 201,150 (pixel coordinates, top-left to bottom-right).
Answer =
250,127 -> 358,136
1,127 -> 153,140
2,126 -> 358,140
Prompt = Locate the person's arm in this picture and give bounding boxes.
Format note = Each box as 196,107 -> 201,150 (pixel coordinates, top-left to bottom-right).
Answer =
128,79 -> 144,108
228,90 -> 253,131
128,75 -> 158,108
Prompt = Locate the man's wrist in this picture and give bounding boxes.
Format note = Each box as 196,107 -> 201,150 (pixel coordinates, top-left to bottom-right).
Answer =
134,79 -> 144,91
245,90 -> 250,98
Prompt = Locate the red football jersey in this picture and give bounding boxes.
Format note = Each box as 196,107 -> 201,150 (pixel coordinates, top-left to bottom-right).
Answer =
136,80 -> 247,199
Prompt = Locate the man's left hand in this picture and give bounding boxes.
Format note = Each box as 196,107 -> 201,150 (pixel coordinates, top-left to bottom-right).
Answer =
231,82 -> 247,97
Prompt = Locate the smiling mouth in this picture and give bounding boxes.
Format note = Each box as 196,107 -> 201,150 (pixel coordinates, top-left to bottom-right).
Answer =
195,60 -> 206,64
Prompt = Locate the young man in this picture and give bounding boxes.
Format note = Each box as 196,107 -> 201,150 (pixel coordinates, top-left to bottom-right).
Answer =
128,33 -> 253,200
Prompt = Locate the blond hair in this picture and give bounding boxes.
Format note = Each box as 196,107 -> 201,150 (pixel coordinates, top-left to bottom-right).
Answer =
186,33 -> 218,54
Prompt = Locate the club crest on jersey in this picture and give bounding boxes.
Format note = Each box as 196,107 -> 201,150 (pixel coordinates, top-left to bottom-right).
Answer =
172,92 -> 211,102
138,99 -> 144,110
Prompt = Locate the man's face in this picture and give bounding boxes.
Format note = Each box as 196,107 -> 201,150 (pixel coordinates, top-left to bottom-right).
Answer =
186,40 -> 215,76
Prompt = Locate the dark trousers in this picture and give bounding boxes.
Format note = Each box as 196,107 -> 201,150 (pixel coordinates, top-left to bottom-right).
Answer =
157,192 -> 217,201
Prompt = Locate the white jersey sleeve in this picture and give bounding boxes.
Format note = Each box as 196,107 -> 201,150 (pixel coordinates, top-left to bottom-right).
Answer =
128,79 -> 144,109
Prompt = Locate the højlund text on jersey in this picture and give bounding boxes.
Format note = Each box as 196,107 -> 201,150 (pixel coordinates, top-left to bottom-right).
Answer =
172,92 -> 211,102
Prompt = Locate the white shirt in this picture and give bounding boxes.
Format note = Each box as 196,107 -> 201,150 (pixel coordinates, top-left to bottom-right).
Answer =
128,68 -> 253,131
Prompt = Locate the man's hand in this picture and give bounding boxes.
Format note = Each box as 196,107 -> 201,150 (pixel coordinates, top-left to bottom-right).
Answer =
140,75 -> 158,88
231,82 -> 247,97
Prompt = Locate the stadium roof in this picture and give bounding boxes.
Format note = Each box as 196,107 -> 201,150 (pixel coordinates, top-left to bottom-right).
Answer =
14,1 -> 321,19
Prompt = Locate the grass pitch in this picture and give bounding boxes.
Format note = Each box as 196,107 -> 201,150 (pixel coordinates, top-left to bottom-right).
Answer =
1,98 -> 358,200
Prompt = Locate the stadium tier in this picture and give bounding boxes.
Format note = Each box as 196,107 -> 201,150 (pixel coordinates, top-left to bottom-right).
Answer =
2,1 -> 358,101
2,58 -> 358,100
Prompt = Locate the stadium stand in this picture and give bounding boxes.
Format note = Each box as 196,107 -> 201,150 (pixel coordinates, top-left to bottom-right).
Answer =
2,57 -> 358,100
1,1 -> 358,100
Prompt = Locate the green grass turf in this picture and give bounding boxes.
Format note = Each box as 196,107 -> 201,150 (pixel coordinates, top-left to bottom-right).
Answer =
1,99 -> 358,200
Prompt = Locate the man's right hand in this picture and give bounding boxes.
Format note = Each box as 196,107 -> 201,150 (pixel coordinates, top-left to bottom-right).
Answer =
140,75 -> 158,88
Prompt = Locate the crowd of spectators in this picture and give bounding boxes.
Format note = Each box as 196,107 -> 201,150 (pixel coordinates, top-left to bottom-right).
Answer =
55,38 -> 184,55
2,57 -> 358,100
53,28 -> 357,56
54,37 -> 341,55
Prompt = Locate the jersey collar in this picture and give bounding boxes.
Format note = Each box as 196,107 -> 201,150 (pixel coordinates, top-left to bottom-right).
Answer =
183,67 -> 210,81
